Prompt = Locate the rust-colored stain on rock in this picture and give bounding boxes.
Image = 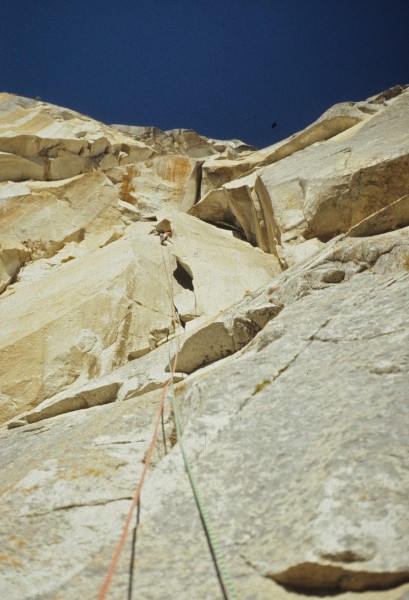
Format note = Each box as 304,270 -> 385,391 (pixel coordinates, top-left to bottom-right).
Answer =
157,156 -> 192,183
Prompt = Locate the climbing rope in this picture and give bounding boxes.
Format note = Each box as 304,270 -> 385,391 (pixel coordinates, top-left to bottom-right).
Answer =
168,363 -> 238,600
97,234 -> 237,600
96,347 -> 180,600
162,240 -> 238,600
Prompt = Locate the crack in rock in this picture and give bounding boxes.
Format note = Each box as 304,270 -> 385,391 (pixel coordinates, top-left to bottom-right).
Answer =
25,496 -> 134,518
131,298 -> 172,318
239,319 -> 330,412
311,327 -> 407,343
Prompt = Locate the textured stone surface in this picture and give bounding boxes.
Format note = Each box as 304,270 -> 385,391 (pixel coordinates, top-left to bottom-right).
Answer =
5,341 -> 186,428
198,93 -> 387,199
0,229 -> 408,599
0,234 -> 158,421
0,93 -> 155,182
348,194 -> 409,237
0,243 -> 30,293
191,86 -> 409,267
111,154 -> 201,215
112,124 -> 257,159
0,209 -> 278,423
0,89 -> 408,600
156,207 -> 281,317
129,230 -> 409,598
0,172 -> 124,271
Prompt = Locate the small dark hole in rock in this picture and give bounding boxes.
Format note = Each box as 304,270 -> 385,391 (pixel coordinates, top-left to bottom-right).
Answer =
173,261 -> 194,291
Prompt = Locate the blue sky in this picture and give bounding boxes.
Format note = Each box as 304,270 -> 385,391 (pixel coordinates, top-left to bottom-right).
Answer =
1,0 -> 408,148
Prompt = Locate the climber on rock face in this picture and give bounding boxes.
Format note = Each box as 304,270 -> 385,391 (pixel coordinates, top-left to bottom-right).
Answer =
149,229 -> 172,244
149,218 -> 173,244
159,231 -> 172,245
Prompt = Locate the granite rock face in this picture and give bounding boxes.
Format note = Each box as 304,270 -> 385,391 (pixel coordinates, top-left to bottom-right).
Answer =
112,124 -> 257,159
191,85 -> 409,265
0,210 -> 278,423
0,88 -> 408,600
0,93 -> 155,182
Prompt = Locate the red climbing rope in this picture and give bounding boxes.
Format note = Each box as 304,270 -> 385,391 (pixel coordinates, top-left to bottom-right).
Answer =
97,352 -> 180,600
97,234 -> 237,599
96,242 -> 180,600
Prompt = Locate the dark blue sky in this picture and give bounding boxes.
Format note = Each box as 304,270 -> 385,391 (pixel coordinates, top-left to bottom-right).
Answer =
1,1 -> 408,148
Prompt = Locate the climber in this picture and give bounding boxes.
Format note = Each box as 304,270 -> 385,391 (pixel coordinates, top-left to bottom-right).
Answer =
149,218 -> 173,244
159,231 -> 172,245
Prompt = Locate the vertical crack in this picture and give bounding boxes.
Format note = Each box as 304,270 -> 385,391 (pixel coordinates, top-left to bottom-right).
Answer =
194,160 -> 203,205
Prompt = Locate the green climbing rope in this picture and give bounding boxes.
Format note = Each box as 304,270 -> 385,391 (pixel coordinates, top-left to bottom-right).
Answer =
168,372 -> 238,600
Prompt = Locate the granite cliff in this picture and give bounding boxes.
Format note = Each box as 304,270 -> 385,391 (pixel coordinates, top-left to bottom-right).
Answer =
0,86 -> 408,600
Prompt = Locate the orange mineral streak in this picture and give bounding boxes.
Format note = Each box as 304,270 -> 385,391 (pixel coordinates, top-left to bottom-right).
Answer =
156,155 -> 193,183
119,165 -> 138,204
